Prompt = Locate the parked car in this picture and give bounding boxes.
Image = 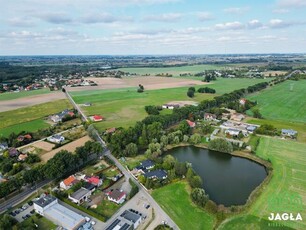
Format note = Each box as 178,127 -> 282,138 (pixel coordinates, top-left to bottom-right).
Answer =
9,212 -> 16,217
85,216 -> 91,222
14,210 -> 20,214
26,214 -> 31,218
28,201 -> 33,206
22,204 -> 29,210
22,215 -> 27,220
30,210 -> 35,214
91,221 -> 96,226
145,205 -> 150,209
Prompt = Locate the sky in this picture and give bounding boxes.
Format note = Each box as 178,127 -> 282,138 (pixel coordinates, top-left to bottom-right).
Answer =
0,0 -> 306,55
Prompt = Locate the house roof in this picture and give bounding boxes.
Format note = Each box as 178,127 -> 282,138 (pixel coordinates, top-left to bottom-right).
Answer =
70,188 -> 91,200
140,160 -> 155,169
93,115 -> 103,120
186,119 -> 195,127
83,182 -> 96,191
34,195 -> 57,208
282,129 -> 297,135
87,176 -> 100,185
18,154 -> 28,161
105,127 -> 116,134
144,169 -> 167,179
9,148 -> 19,157
120,210 -> 142,223
63,175 -> 77,186
108,189 -> 126,201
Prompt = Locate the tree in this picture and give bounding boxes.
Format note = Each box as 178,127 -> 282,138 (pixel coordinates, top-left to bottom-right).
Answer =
186,167 -> 194,181
187,90 -> 194,98
178,120 -> 190,135
137,84 -> 144,93
190,175 -> 203,188
162,155 -> 176,170
202,125 -> 213,135
25,154 -> 41,164
189,134 -> 201,145
160,135 -> 168,148
208,138 -> 233,153
0,214 -> 16,230
174,162 -> 187,176
252,108 -> 263,119
124,143 -> 138,157
183,135 -> 189,143
191,188 -> 209,207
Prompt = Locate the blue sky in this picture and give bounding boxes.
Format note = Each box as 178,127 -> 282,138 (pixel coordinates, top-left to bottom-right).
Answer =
0,0 -> 306,55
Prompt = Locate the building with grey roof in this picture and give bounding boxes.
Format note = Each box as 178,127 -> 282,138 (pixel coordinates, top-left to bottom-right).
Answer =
106,209 -> 142,230
68,187 -> 92,204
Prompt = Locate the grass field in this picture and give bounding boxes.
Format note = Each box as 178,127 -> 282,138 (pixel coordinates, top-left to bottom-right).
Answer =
219,137 -> 306,230
0,119 -> 49,137
0,88 -> 50,101
152,181 -> 215,229
0,99 -> 71,136
120,64 -> 235,76
71,78 -> 268,131
247,80 -> 306,123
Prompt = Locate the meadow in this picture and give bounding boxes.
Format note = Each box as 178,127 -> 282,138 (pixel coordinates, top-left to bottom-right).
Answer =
71,78 -> 268,131
0,88 -> 51,101
219,137 -> 306,230
0,99 -> 71,137
247,80 -> 306,123
152,181 -> 215,229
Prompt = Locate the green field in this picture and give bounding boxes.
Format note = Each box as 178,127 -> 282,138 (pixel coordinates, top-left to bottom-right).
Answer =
219,137 -> 306,230
152,181 -> 215,229
0,88 -> 51,101
0,119 -> 49,137
119,64 -> 230,76
247,80 -> 306,123
0,99 -> 71,136
71,78 -> 268,131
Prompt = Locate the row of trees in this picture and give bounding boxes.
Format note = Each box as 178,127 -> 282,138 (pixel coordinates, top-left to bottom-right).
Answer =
145,105 -> 162,115
197,87 -> 216,94
0,141 -> 102,198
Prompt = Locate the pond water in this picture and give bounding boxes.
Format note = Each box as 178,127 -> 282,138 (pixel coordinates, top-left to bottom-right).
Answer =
168,146 -> 267,206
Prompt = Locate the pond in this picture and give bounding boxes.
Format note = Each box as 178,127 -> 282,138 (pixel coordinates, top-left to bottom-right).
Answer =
168,146 -> 267,206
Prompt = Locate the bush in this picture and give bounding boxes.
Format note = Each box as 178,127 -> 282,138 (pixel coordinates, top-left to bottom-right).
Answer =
187,90 -> 195,98
191,188 -> 209,207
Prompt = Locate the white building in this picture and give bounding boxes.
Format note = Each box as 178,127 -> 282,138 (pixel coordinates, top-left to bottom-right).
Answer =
107,189 -> 127,204
34,195 -> 85,230
47,134 -> 65,144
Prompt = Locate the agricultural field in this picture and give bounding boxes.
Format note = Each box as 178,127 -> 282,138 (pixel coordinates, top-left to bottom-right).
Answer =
71,78 -> 268,131
0,99 -> 71,137
247,80 -> 306,123
152,181 -> 215,229
219,137 -> 306,230
119,64 -> 233,76
0,88 -> 51,101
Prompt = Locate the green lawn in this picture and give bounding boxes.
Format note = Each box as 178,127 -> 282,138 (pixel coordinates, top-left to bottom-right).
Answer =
0,99 -> 71,136
0,119 -> 49,137
0,88 -> 51,101
219,137 -> 306,230
71,78 -> 268,131
93,199 -> 121,219
18,215 -> 57,230
152,181 -> 215,229
247,80 -> 306,123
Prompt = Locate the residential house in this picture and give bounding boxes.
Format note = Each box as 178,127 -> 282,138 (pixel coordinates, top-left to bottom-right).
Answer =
162,104 -> 180,110
85,176 -> 102,187
239,98 -> 247,106
107,189 -> 127,204
83,182 -> 96,192
246,125 -> 257,133
231,113 -> 245,122
144,169 -> 168,180
47,134 -> 65,144
50,109 -> 75,123
0,142 -> 8,152
135,160 -> 155,174
8,148 -> 19,157
18,154 -> 28,161
60,175 -> 79,190
282,129 -> 298,137
204,113 -> 217,121
17,134 -> 32,142
225,128 -> 241,136
91,115 -> 104,122
186,119 -> 196,128
68,188 -> 92,205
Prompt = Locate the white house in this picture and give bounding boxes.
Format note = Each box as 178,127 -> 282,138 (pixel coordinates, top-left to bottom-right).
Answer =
225,128 -> 241,136
60,175 -> 79,190
107,189 -> 127,204
47,134 -> 65,144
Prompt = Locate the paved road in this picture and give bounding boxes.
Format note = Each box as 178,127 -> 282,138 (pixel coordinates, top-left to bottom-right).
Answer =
0,179 -> 52,213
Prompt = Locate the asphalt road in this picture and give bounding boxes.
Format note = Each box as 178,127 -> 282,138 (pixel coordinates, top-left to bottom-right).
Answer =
0,179 -> 52,213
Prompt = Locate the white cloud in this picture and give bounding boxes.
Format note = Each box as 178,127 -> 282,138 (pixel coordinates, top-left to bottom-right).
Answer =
247,20 -> 264,29
268,19 -> 292,28
215,21 -> 244,30
35,12 -> 73,24
144,13 -> 182,22
8,17 -> 36,27
277,0 -> 306,8
223,7 -> 249,15
197,12 -> 214,21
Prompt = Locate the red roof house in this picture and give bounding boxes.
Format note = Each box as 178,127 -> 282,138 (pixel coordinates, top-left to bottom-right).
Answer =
92,115 -> 104,122
60,175 -> 79,190
186,120 -> 196,128
107,189 -> 126,204
86,176 -> 102,187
